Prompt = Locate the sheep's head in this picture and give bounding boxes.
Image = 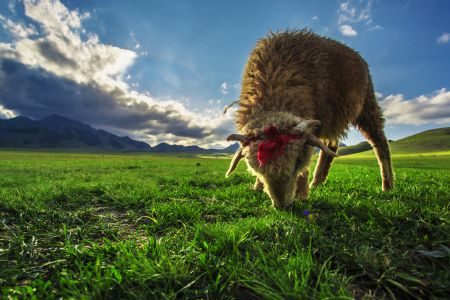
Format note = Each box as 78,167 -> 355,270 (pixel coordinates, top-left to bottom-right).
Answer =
226,118 -> 337,209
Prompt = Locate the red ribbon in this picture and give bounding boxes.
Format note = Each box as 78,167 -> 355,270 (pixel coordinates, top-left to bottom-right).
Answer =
257,126 -> 300,166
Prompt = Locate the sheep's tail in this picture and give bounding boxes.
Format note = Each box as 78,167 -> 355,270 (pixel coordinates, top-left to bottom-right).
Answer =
223,100 -> 240,114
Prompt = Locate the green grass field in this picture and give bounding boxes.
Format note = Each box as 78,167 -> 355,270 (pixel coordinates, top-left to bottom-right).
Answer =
1,150 -> 449,299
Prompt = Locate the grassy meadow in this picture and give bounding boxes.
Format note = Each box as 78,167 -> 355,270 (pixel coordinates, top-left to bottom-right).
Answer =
0,149 -> 449,299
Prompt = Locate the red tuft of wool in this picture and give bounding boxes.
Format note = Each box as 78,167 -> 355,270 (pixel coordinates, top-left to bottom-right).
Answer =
257,126 -> 300,166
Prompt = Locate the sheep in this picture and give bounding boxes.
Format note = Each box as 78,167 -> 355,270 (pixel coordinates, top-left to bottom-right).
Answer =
226,29 -> 393,209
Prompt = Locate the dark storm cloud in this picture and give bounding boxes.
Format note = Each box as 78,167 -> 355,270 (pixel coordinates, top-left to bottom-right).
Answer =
36,40 -> 78,68
145,121 -> 211,139
0,59 -> 210,138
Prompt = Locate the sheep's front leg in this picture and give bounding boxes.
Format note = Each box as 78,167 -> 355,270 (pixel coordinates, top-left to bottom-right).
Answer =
310,144 -> 338,188
296,169 -> 309,200
253,177 -> 264,191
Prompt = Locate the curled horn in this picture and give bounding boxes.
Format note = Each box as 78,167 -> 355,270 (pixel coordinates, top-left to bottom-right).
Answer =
306,134 -> 339,157
227,133 -> 248,143
226,147 -> 244,177
294,120 -> 322,134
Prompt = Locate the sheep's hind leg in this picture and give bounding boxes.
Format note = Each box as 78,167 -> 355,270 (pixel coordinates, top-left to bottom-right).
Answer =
253,178 -> 264,191
296,169 -> 309,200
355,97 -> 394,191
310,143 -> 338,188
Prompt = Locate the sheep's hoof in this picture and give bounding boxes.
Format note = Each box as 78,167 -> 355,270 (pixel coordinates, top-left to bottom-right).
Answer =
296,186 -> 309,200
296,197 -> 309,202
273,203 -> 293,210
382,181 -> 393,191
309,180 -> 324,189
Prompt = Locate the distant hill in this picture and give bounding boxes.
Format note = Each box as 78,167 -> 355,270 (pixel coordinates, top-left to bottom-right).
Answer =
390,127 -> 450,153
338,127 -> 450,155
338,141 -> 372,156
0,115 -> 150,151
0,114 -> 239,153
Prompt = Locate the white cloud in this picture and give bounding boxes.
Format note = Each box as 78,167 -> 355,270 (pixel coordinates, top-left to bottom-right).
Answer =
338,0 -> 372,25
337,0 -> 382,37
311,16 -> 319,21
380,88 -> 450,125
0,0 -> 234,148
375,92 -> 383,99
366,25 -> 383,31
24,0 -> 88,32
437,32 -> 450,44
339,25 -> 357,37
0,105 -> 16,119
0,14 -> 38,38
129,31 -> 141,49
8,0 -> 17,14
0,0 -> 137,89
220,82 -> 228,95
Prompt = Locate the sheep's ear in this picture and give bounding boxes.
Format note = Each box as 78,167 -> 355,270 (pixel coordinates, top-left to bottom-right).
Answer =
226,147 -> 244,177
294,120 -> 321,134
305,134 -> 339,157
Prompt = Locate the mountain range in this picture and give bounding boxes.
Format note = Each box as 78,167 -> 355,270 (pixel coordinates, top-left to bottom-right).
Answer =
1,114 -> 448,154
0,115 -> 238,153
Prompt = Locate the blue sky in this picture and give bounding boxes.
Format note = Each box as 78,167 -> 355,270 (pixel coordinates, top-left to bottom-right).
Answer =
0,0 -> 449,147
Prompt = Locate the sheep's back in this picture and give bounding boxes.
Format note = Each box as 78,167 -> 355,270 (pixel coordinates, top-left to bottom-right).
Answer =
236,30 -> 369,140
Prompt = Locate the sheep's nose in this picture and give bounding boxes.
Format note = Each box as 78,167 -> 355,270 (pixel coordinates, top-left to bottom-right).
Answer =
273,200 -> 293,210
269,189 -> 293,209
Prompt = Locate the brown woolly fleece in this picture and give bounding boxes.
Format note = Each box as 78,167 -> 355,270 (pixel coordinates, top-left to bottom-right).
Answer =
228,29 -> 393,209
